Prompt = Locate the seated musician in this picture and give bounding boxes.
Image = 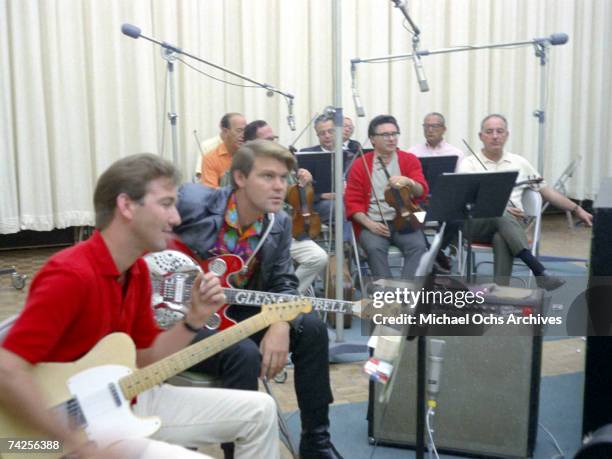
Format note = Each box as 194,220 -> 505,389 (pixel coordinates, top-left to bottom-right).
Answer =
457,113 -> 593,289
242,120 -> 328,295
200,113 -> 247,188
0,154 -> 279,459
300,113 -> 352,242
175,140 -> 343,459
345,114 -> 428,279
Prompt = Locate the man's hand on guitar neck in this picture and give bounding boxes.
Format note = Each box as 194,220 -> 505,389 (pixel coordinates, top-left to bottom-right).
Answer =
186,272 -> 226,328
259,322 -> 290,380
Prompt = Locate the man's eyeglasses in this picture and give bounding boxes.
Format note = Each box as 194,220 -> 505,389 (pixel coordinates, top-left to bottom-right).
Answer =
373,132 -> 400,139
423,123 -> 444,129
264,136 -> 279,142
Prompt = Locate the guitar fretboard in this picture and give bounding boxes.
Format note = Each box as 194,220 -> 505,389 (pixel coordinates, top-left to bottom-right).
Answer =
224,288 -> 355,315
119,313 -> 268,400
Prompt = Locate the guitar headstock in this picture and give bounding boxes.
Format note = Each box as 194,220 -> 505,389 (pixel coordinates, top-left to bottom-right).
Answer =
261,299 -> 312,323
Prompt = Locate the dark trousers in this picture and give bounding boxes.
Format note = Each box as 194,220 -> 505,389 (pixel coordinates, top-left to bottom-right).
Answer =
190,310 -> 333,419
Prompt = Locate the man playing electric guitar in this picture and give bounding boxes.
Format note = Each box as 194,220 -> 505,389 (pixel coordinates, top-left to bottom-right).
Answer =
175,139 -> 344,459
0,154 -> 279,459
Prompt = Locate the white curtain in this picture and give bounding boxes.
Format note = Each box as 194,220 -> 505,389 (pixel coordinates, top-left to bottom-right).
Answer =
1,0 -> 610,234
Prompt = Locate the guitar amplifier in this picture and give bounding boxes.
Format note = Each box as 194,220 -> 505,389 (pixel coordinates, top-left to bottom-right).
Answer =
583,177 -> 612,435
368,286 -> 545,459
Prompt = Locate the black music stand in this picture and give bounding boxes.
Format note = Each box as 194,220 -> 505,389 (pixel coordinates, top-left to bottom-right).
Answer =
296,151 -> 333,195
427,171 -> 518,283
418,155 -> 458,197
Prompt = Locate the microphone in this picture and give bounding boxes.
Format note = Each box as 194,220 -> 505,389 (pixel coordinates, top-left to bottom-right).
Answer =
324,106 -> 336,117
121,23 -> 142,39
412,51 -> 430,92
427,339 -> 446,402
534,32 -> 569,46
287,98 -> 296,131
350,62 -> 366,117
121,23 -> 181,53
352,93 -> 366,118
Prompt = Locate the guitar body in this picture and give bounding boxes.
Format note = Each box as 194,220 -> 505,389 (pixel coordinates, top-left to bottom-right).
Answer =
199,254 -> 245,330
0,333 -> 160,459
159,238 -> 247,331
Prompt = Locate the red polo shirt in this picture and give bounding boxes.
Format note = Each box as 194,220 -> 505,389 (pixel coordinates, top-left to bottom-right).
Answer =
2,231 -> 162,364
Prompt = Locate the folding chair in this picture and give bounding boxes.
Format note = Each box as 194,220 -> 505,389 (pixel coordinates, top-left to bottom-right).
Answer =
458,188 -> 543,285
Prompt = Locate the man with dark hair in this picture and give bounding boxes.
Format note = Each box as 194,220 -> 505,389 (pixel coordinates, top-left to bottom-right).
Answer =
176,140 -> 343,459
0,153 -> 279,459
345,115 -> 429,279
458,114 -> 592,288
201,113 -> 247,188
244,120 -> 277,142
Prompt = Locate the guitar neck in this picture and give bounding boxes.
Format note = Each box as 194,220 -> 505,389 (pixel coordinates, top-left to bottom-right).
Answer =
224,288 -> 354,315
119,313 -> 269,400
154,273 -> 355,315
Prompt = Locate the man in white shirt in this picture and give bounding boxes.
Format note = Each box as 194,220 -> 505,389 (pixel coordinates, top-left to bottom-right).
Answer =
458,114 -> 592,289
408,112 -> 464,163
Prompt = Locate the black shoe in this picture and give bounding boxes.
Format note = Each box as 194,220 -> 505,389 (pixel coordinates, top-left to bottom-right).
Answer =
300,425 -> 344,459
536,273 -> 566,291
434,251 -> 452,274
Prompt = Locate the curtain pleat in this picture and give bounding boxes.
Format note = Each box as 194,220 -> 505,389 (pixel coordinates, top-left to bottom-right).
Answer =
0,0 -> 610,233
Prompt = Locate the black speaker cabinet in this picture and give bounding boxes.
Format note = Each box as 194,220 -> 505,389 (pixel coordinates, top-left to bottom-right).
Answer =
583,177 -> 612,435
368,290 -> 544,458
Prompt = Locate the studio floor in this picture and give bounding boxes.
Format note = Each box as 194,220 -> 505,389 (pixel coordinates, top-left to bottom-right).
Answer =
0,213 -> 591,458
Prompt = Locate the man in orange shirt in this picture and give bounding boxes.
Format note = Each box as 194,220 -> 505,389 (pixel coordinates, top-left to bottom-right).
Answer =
201,113 -> 247,188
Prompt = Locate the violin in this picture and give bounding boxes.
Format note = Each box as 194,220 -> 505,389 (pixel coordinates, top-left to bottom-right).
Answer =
377,156 -> 424,231
286,181 -> 322,239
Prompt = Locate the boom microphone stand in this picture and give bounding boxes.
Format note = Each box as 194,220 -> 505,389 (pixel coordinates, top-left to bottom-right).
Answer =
121,23 -> 296,168
351,32 -> 568,175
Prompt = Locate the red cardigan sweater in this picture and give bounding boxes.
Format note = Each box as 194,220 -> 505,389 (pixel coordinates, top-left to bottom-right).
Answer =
344,149 -> 428,237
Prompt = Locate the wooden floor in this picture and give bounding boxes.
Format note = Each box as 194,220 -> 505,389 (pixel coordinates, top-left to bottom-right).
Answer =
0,213 -> 591,458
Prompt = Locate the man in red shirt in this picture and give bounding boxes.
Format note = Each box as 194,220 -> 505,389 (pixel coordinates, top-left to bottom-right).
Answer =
345,114 -> 429,279
0,154 -> 279,459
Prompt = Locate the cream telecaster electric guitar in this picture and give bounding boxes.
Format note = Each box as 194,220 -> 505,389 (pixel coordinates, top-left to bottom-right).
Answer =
0,299 -> 311,459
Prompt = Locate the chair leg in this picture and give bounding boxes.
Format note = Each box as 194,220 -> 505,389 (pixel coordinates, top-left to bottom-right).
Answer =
350,227 -> 365,296
262,378 -> 299,459
1,267 -> 26,290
